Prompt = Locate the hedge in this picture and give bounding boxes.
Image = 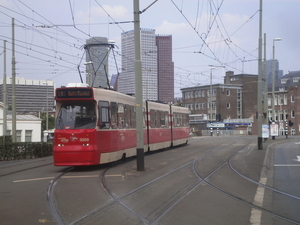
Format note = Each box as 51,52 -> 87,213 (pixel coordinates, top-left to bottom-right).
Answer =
0,142 -> 53,161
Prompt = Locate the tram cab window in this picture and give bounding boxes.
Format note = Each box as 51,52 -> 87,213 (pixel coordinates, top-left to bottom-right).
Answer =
56,103 -> 96,129
98,101 -> 110,129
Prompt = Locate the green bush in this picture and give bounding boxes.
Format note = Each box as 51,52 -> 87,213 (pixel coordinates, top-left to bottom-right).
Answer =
0,142 -> 53,161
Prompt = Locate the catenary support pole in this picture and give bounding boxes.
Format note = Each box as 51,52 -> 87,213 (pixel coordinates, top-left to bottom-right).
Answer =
3,40 -> 7,142
257,0 -> 263,150
12,18 -> 17,142
133,0 -> 144,171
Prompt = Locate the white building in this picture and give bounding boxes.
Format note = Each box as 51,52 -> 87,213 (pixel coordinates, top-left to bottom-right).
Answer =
119,29 -> 158,101
0,102 -> 42,142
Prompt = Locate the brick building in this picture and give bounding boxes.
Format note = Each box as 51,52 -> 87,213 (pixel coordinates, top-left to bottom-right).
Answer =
181,71 -> 257,121
182,70 -> 300,136
267,70 -> 300,135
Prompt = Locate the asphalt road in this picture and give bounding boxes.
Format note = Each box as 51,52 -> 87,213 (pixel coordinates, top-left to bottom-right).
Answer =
1,135 -> 300,225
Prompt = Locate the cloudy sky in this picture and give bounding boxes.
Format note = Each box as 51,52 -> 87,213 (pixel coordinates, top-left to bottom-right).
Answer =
0,0 -> 299,96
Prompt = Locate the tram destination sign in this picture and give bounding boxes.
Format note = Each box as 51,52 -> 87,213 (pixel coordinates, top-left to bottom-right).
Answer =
56,88 -> 93,99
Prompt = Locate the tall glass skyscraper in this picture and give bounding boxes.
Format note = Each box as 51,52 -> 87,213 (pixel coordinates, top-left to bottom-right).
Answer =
119,29 -> 158,101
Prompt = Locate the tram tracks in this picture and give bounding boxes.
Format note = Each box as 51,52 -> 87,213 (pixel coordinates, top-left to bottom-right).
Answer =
48,137 -> 300,225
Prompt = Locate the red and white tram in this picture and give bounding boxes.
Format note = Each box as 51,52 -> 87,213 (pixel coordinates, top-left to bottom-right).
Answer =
53,84 -> 189,166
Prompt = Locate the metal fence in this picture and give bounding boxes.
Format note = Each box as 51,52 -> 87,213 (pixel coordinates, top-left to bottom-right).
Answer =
201,129 -> 250,136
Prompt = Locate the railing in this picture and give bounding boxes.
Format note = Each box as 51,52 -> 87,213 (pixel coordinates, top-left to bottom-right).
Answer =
201,129 -> 250,136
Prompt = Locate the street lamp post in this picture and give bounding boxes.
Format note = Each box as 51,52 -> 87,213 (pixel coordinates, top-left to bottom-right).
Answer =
209,65 -> 225,122
271,38 -> 281,140
43,81 -> 50,131
209,67 -> 215,122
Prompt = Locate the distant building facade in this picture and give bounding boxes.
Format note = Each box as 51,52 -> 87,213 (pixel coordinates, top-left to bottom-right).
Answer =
266,70 -> 300,135
182,70 -> 300,136
182,71 -> 257,121
0,77 -> 54,113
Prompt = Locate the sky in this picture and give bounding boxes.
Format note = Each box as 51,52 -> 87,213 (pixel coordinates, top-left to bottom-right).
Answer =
0,0 -> 300,97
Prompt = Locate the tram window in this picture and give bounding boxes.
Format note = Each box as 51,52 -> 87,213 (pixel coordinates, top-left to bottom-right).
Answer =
56,103 -> 96,129
183,114 -> 189,127
174,113 -> 182,127
98,101 -> 110,129
155,111 -> 160,128
118,103 -> 125,128
110,102 -> 118,129
150,109 -> 156,128
161,111 -> 168,128
124,104 -> 131,128
131,105 -> 136,128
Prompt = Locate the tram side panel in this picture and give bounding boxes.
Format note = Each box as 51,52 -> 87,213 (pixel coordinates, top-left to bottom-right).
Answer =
146,101 -> 172,151
171,105 -> 190,146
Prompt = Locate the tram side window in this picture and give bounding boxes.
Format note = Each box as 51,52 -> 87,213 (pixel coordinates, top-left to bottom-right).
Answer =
124,104 -> 131,128
161,111 -> 168,128
174,113 -> 182,127
131,105 -> 136,128
118,103 -> 125,128
98,101 -> 110,129
183,113 -> 189,127
155,110 -> 161,128
110,102 -> 118,129
150,109 -> 156,128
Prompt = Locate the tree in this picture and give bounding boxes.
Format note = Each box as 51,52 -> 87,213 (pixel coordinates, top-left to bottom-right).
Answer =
40,112 -> 55,132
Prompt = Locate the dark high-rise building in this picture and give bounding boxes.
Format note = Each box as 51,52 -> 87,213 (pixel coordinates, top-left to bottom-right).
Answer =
265,59 -> 283,85
156,35 -> 174,103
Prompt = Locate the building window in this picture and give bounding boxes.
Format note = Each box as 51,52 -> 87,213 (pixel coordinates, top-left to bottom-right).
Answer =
291,110 -> 295,118
25,130 -> 32,142
226,90 -> 230,96
284,94 -> 287,105
291,95 -> 295,103
16,130 -> 22,142
227,102 -> 230,109
268,97 -> 271,106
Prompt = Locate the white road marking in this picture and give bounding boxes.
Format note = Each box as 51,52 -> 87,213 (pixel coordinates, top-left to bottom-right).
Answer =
249,176 -> 267,224
13,174 -> 122,183
274,164 -> 300,167
13,177 -> 55,183
61,175 -> 99,179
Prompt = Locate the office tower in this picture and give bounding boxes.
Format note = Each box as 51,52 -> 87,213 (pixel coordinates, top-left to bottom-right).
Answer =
0,77 -> 54,112
119,29 -> 158,100
156,35 -> 174,103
